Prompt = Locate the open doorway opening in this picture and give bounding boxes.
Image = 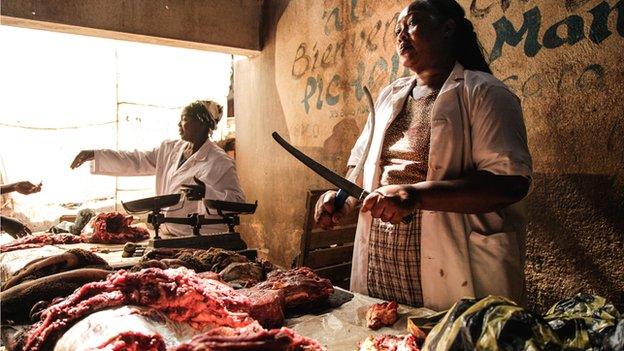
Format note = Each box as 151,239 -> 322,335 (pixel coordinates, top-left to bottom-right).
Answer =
0,25 -> 235,231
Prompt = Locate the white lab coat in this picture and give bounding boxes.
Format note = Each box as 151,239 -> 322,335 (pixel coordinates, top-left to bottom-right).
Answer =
348,62 -> 533,311
91,139 -> 245,236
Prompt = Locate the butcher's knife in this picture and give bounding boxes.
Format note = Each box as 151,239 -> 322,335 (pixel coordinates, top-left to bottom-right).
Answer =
333,86 -> 376,211
271,132 -> 414,223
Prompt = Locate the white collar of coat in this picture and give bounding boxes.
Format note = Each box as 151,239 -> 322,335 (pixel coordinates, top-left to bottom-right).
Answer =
391,61 -> 465,98
184,138 -> 216,162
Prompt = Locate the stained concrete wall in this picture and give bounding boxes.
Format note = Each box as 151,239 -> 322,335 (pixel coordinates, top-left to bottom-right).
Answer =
235,0 -> 624,312
1,0 -> 263,55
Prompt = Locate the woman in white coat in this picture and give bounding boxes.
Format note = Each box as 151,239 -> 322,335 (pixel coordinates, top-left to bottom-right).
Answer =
71,100 -> 245,237
315,0 -> 532,311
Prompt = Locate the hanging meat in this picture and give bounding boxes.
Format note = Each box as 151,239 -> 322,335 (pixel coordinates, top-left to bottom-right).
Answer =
82,212 -> 149,244
366,301 -> 399,330
251,267 -> 334,309
0,233 -> 83,253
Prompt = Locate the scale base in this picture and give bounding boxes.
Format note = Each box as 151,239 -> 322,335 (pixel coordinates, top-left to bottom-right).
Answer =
150,232 -> 247,251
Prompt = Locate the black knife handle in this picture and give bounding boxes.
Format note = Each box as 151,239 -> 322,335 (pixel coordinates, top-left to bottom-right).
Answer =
333,189 -> 349,212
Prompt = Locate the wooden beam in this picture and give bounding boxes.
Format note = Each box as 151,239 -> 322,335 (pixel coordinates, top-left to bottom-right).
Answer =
1,0 -> 262,56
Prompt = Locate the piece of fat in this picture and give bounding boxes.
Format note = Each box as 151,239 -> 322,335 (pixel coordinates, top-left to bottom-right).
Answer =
54,305 -> 201,350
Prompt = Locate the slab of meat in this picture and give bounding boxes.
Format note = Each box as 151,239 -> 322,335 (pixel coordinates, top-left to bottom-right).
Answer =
0,269 -> 111,325
219,262 -> 263,287
141,247 -> 249,273
0,233 -> 83,253
88,331 -> 167,351
137,248 -> 273,288
21,267 -> 254,351
251,267 -> 334,309
2,248 -> 111,291
366,301 -> 398,330
239,289 -> 285,329
82,212 -> 149,244
357,334 -> 420,351
172,322 -> 327,351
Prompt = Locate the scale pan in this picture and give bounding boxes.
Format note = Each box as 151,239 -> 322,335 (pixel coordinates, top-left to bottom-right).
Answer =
121,194 -> 181,213
203,199 -> 257,214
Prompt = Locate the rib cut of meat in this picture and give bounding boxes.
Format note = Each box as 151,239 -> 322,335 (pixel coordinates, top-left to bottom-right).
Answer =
366,301 -> 398,330
88,331 -> 167,351
251,267 -> 334,309
172,322 -> 326,351
0,233 -> 83,253
21,267 -> 254,351
82,212 -> 149,244
357,334 -> 420,351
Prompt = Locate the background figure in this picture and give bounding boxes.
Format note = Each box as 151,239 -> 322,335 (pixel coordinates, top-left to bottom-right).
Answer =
219,137 -> 236,159
0,180 -> 42,238
71,100 -> 245,236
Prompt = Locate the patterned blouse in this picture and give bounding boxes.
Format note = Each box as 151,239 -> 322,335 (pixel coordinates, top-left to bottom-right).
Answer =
367,88 -> 439,306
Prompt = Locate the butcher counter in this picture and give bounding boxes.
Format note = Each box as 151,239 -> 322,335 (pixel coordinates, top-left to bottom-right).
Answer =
0,233 -> 433,350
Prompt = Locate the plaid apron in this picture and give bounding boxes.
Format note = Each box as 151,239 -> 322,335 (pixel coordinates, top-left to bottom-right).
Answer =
367,89 -> 438,307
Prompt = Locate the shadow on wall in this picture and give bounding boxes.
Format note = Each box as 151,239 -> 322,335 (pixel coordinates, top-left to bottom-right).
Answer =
525,173 -> 624,313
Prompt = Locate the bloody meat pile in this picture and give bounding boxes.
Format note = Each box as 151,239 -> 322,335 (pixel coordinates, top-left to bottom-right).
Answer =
172,322 -> 326,351
21,267 -> 255,351
0,233 -> 84,253
18,266 -> 334,351
0,212 -> 148,254
357,334 -> 420,351
82,212 -> 149,244
89,331 -> 167,351
251,267 -> 334,309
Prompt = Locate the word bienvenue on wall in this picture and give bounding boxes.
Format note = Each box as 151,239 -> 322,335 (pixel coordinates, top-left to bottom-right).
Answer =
287,0 -> 407,115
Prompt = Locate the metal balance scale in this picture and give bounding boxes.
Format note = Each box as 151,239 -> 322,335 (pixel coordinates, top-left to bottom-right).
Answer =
121,194 -> 257,250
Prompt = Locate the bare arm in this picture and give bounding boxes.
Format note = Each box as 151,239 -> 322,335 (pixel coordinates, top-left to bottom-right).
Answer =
362,171 -> 530,223
1,181 -> 42,195
410,171 -> 529,213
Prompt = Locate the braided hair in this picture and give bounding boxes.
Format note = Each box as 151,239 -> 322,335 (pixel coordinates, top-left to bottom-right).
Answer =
409,0 -> 492,74
183,100 -> 224,136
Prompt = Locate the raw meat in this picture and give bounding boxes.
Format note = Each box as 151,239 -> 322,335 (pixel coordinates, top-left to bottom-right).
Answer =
0,233 -> 83,253
82,212 -> 149,244
357,334 -> 420,351
21,267 -> 254,351
141,247 -> 249,273
366,301 -> 398,330
88,331 -> 167,351
239,289 -> 285,329
1,268 -> 111,324
251,267 -> 334,308
2,248 -> 111,290
219,262 -> 263,287
137,248 -> 272,287
172,322 -> 326,351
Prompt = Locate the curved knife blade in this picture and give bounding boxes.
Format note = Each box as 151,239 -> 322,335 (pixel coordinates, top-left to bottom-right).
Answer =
271,132 -> 369,201
272,132 -> 414,224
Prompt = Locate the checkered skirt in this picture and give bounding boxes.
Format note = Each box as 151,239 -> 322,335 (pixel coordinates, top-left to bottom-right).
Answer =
367,211 -> 424,306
